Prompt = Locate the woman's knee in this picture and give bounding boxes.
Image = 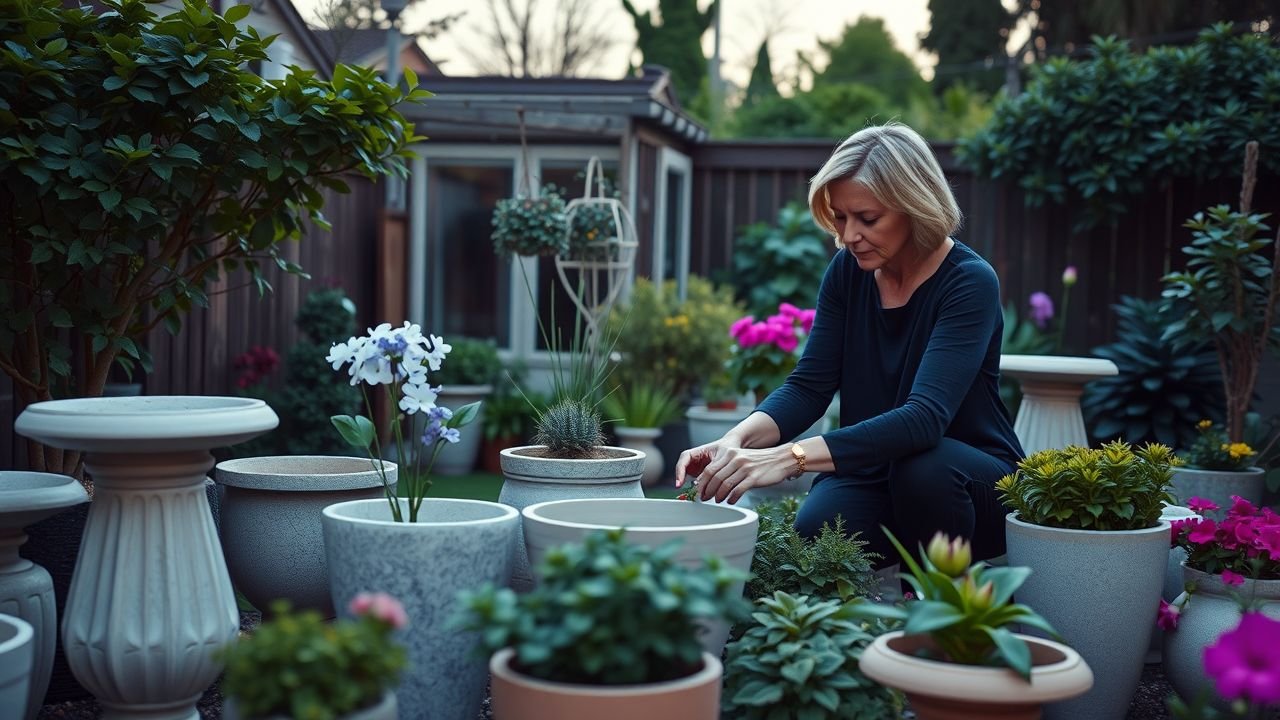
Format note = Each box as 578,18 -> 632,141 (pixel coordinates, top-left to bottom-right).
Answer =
889,443 -> 965,503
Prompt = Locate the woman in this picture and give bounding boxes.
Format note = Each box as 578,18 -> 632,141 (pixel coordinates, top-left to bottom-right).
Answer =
674,123 -> 1022,565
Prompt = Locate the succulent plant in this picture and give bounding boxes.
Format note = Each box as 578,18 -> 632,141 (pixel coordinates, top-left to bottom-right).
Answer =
532,398 -> 605,458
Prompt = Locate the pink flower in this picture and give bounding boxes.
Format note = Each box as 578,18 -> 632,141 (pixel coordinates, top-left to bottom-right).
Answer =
729,316 -> 755,340
1157,599 -> 1180,631
799,309 -> 816,334
903,591 -> 916,601
1230,496 -> 1259,518
349,592 -> 408,629
777,302 -> 803,319
1221,569 -> 1246,586
1203,613 -> 1280,704
775,331 -> 799,353
1062,266 -> 1078,287
1257,526 -> 1280,559
1187,497 -> 1219,515
1188,519 -> 1218,545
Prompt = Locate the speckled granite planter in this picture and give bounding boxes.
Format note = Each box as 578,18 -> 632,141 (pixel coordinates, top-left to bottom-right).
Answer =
1005,513 -> 1170,720
223,690 -> 397,720
522,498 -> 758,655
321,498 -> 519,720
215,456 -> 397,617
498,446 -> 644,590
1168,466 -> 1265,515
0,613 -> 35,720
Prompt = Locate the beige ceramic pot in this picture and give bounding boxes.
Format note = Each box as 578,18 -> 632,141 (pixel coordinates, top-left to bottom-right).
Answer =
488,648 -> 721,720
859,631 -> 1094,720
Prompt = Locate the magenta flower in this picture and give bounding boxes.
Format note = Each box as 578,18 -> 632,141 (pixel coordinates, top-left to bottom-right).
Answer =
1157,599 -> 1180,631
777,302 -> 803,320
1187,497 -> 1219,515
1188,519 -> 1218,545
1203,612 -> 1280,704
1231,496 -> 1259,517
799,308 -> 816,334
729,316 -> 755,340
1028,292 -> 1054,329
1221,569 -> 1246,586
349,591 -> 409,629
1258,526 -> 1280,559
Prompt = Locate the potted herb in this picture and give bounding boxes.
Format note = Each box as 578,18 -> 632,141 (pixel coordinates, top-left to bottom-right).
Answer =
851,531 -> 1093,720
455,529 -> 751,720
220,595 -> 407,720
996,441 -> 1177,720
424,337 -> 503,475
601,380 -> 684,486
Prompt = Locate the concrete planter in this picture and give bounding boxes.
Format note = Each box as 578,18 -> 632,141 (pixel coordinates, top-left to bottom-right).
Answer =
685,404 -> 751,448
489,648 -> 721,720
322,498 -> 519,720
431,385 -> 492,475
214,456 -> 396,617
498,446 -> 644,589
612,427 -> 664,487
1168,466 -> 1265,514
0,613 -> 35,720
224,691 -> 397,720
1005,513 -> 1170,720
521,498 -> 757,656
0,471 -> 88,720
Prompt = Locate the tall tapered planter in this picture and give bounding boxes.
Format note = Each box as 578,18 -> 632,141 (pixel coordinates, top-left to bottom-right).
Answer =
428,385 -> 492,475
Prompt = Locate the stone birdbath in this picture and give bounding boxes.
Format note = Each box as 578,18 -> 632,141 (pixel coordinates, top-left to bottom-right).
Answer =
15,396 -> 277,720
1000,355 -> 1118,454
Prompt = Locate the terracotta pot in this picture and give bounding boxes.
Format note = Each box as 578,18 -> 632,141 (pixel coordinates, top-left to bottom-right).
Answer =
859,631 -> 1094,720
482,435 -> 520,476
489,648 -> 721,720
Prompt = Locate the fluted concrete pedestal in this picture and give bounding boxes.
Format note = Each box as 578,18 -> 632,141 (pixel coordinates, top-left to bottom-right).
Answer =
1000,355 -> 1118,454
16,397 -> 277,720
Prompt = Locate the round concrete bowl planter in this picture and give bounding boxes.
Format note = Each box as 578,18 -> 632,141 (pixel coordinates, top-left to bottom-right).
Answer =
521,498 -> 758,655
223,691 -> 397,720
0,613 -> 36,720
214,456 -> 397,617
498,446 -> 645,589
612,426 -> 664,486
429,384 -> 492,475
1168,466 -> 1265,514
321,498 -> 520,720
489,647 -> 722,720
858,631 -> 1093,720
1005,513 -> 1171,720
1163,567 -> 1280,710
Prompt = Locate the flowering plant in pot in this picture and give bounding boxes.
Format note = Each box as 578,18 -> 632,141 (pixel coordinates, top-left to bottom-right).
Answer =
849,530 -> 1091,719
490,188 -> 569,257
726,302 -> 815,405
219,593 -> 407,720
454,528 -> 751,719
1166,611 -> 1280,719
1170,419 -> 1269,511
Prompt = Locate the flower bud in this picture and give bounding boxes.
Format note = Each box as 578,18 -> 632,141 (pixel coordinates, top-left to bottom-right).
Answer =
926,532 -> 972,578
1062,265 -> 1078,287
962,575 -> 995,611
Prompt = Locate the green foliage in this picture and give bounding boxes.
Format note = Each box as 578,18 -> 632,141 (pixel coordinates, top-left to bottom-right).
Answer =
430,337 -> 502,387
0,0 -> 420,408
921,0 -> 1010,94
455,528 -> 751,685
1181,420 -> 1258,471
730,83 -> 896,140
622,0 -> 717,109
219,601 -> 405,720
482,384 -> 539,441
1082,296 -> 1222,449
490,193 -> 569,257
995,441 -> 1179,530
999,301 -> 1055,415
848,530 -> 1059,681
600,380 -> 683,429
607,276 -> 742,402
722,592 -> 899,719
724,202 -> 832,316
742,40 -> 779,108
959,26 -> 1280,229
532,398 -> 606,457
809,17 -> 930,108
903,83 -> 995,142
746,498 -> 880,604
551,176 -> 624,261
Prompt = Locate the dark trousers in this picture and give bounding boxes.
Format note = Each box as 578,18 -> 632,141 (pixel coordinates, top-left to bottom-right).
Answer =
795,438 -> 1013,570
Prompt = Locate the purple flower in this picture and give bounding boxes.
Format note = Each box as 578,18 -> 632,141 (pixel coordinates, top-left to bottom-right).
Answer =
1203,612 -> 1280,704
1028,292 -> 1054,330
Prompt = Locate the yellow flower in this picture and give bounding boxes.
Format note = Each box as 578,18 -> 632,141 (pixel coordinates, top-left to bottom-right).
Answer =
1198,419 -> 1213,430
1225,442 -> 1255,460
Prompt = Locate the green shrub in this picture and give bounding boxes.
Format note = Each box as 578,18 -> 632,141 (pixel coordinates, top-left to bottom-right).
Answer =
272,288 -> 361,456
600,380 -> 684,429
746,498 -> 880,603
430,337 -> 502,387
490,192 -> 568,257
722,203 -> 832,317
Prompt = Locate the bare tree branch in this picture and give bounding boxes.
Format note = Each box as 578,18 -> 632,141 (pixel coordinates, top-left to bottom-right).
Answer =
462,0 -> 615,77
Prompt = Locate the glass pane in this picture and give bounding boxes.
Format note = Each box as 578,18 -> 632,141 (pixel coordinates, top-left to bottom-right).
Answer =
663,168 -> 686,298
428,163 -> 512,347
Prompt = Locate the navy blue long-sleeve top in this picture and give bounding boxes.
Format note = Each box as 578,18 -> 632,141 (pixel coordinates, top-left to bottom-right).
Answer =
756,241 -> 1023,480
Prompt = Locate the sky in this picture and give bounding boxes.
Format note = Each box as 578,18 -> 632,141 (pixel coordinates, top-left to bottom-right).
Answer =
294,0 -> 940,89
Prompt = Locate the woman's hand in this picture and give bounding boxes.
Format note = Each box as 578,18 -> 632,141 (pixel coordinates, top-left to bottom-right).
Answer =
682,445 -> 796,505
674,438 -> 741,490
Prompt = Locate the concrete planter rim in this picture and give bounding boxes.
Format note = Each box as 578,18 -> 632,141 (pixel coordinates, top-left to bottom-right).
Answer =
1172,466 -> 1264,476
523,498 -> 756,534
437,384 -> 494,395
323,498 -> 517,528
15,395 -> 278,451
215,456 -> 396,491
0,613 -> 33,656
0,471 -> 88,516
1006,512 -> 1171,538
501,445 -> 644,462
1181,563 -> 1280,598
489,647 -> 721,696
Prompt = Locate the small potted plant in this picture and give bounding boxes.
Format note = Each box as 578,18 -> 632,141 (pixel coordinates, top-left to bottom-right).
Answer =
220,594 -> 407,720
850,530 -> 1093,720
454,528 -> 751,720
490,186 -> 569,258
1169,419 -> 1267,513
1161,495 -> 1280,709
601,379 -> 685,486
424,337 -> 504,475
997,441 -> 1177,719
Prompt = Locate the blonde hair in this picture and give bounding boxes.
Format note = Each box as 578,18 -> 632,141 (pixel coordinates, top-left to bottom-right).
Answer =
808,123 -> 961,252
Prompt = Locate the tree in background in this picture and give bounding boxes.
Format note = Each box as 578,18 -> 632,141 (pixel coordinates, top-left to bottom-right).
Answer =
312,0 -> 464,63
920,0 -> 1011,94
807,17 -> 930,108
623,0 -> 718,106
741,40 -> 779,109
1015,0 -> 1279,55
462,0 -> 615,77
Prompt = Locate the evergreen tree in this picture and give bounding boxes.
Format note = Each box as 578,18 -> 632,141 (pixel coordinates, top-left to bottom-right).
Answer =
921,0 -> 1010,93
742,39 -> 779,108
810,17 -> 930,108
622,0 -> 718,107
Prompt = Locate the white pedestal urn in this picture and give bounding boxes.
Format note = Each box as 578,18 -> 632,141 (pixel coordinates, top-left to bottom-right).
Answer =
1163,567 -> 1280,710
14,396 -> 278,720
431,385 -> 492,475
214,456 -> 396,618
0,472 -> 88,720
0,613 -> 36,720
1005,513 -> 1170,720
521,498 -> 758,656
498,446 -> 645,590
613,427 -> 664,487
999,355 -> 1118,454
321,498 -> 520,720
1167,467 -> 1265,516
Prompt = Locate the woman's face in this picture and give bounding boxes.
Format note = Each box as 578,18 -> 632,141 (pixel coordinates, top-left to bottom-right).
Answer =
828,180 -> 913,273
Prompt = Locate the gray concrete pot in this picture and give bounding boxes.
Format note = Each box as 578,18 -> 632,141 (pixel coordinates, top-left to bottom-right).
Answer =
613,427 -> 664,487
321,498 -> 519,720
521,498 -> 758,656
1168,466 -> 1265,514
1005,513 -> 1170,720
685,404 -> 752,448
0,613 -> 35,720
498,446 -> 645,590
430,385 -> 492,475
215,456 -> 397,617
1148,504 -> 1201,663
224,690 -> 397,720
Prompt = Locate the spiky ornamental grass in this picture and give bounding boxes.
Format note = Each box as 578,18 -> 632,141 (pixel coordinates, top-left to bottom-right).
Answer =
532,398 -> 606,458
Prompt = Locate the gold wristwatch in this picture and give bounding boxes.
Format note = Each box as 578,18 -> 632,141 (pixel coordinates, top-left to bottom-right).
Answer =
789,443 -> 807,479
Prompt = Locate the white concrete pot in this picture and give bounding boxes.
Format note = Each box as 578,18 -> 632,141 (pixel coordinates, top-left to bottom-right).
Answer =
498,446 -> 645,590
1005,513 -> 1170,720
1168,466 -> 1265,514
223,690 -> 397,720
0,472 -> 88,720
431,385 -> 492,475
613,427 -> 663,487
322,498 -> 519,720
214,456 -> 397,617
685,404 -> 752,448
521,498 -> 758,655
0,613 -> 35,720
15,396 -> 277,720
